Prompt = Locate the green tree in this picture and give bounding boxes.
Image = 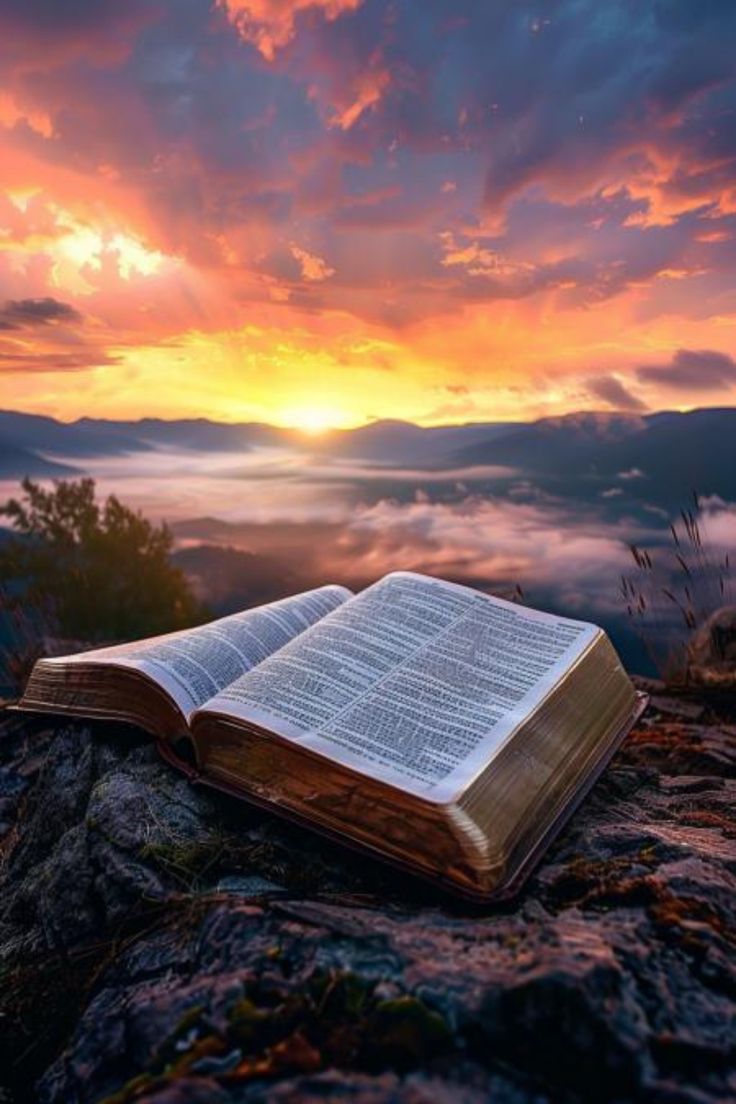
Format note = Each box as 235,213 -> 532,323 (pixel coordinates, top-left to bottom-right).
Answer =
0,477 -> 206,642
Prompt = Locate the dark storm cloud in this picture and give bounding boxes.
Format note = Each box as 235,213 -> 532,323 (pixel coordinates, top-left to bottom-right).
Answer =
0,297 -> 108,374
0,298 -> 82,329
637,348 -> 736,391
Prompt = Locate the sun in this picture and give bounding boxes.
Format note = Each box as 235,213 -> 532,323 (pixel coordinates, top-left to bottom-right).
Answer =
283,405 -> 341,436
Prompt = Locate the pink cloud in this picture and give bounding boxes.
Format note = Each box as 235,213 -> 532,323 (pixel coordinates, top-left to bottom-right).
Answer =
345,495 -> 634,613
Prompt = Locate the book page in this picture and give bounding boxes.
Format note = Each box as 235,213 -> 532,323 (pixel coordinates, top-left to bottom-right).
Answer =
198,572 -> 600,802
44,585 -> 352,719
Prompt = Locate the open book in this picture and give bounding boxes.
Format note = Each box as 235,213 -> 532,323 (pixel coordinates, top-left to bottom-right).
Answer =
19,572 -> 644,900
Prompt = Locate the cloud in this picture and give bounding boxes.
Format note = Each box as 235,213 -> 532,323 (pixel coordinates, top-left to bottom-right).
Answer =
1,0 -> 736,417
637,348 -> 736,391
0,350 -> 120,373
0,297 -> 81,329
218,0 -> 362,60
321,61 -> 390,131
19,442 -> 636,615
345,494 -> 634,613
0,291 -> 116,374
440,234 -> 535,281
0,0 -> 157,65
472,2 -> 736,220
0,0 -> 148,32
586,374 -> 648,412
290,243 -> 335,281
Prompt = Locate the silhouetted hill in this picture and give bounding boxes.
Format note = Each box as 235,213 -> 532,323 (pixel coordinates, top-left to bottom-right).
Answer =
74,417 -> 293,453
0,410 -> 147,457
311,419 -> 520,465
0,442 -> 78,478
453,408 -> 736,505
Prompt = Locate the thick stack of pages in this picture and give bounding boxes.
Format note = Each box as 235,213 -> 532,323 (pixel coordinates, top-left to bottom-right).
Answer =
19,573 -> 641,900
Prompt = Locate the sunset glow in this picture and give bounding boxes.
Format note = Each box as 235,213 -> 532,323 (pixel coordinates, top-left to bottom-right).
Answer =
285,406 -> 343,434
1,1 -> 735,424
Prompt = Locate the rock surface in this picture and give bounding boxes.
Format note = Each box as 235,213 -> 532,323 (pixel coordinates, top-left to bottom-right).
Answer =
0,686 -> 735,1104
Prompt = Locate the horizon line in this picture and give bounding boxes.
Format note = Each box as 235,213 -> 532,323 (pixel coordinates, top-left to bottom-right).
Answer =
1,403 -> 732,434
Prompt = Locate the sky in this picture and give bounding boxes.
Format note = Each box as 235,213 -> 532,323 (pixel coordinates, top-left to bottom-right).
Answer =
1,0 -> 736,427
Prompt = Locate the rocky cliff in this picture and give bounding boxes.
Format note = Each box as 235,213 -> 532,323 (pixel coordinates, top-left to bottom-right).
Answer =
0,683 -> 734,1103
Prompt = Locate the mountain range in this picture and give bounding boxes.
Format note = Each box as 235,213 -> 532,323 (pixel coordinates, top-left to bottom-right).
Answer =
0,409 -> 518,473
1,407 -> 735,509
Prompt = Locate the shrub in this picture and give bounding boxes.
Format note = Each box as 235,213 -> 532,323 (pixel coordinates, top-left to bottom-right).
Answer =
0,477 -> 206,646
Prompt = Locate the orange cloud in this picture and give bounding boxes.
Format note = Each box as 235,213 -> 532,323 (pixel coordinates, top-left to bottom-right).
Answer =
289,243 -> 335,280
0,92 -> 53,138
440,233 -> 534,280
218,0 -> 362,60
324,64 -> 391,130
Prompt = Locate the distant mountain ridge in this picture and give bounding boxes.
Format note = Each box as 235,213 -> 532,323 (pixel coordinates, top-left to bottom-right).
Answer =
1,408 -> 735,508
0,410 -> 518,476
452,407 -> 736,506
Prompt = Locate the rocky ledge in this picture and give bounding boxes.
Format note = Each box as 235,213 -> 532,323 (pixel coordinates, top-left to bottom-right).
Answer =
0,683 -> 735,1104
